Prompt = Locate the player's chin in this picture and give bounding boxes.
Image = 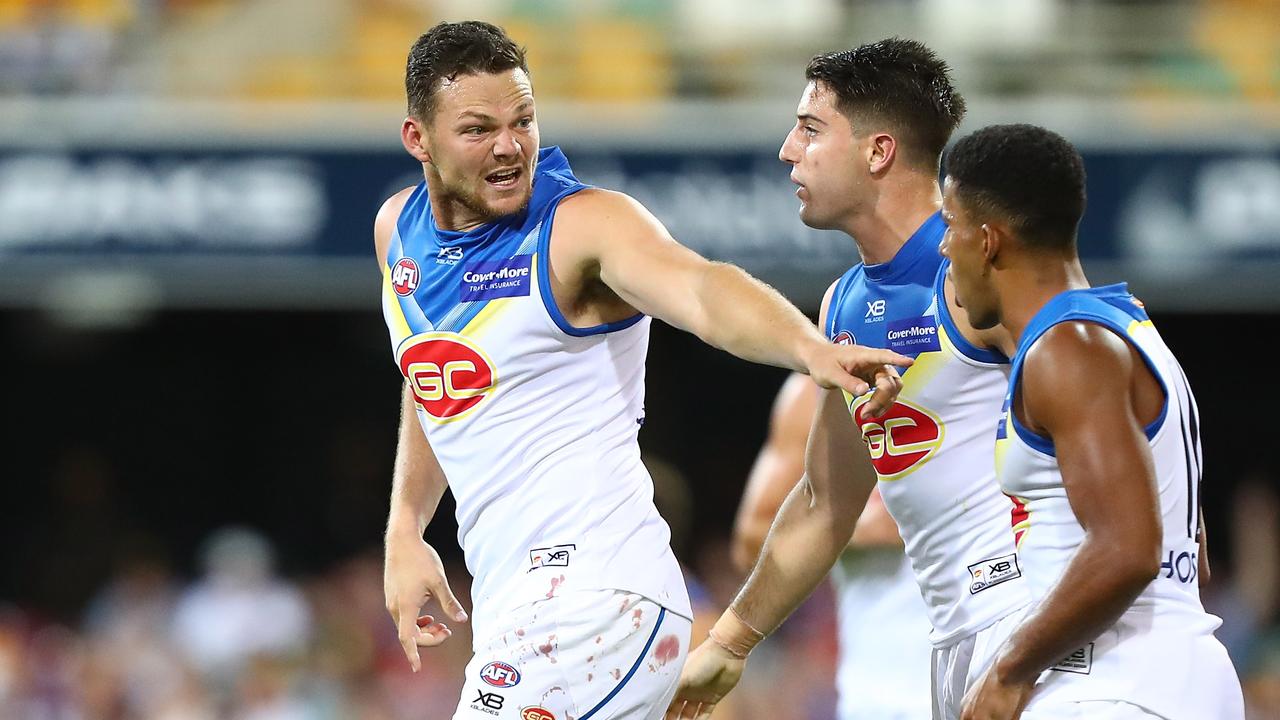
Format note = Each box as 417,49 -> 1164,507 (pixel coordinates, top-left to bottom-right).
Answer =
797,205 -> 836,231
483,185 -> 532,214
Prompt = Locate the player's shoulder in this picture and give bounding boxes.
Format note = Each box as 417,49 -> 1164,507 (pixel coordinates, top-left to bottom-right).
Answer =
554,187 -> 653,225
1023,320 -> 1137,394
821,264 -> 868,326
818,278 -> 842,330
374,185 -> 418,267
550,187 -> 672,261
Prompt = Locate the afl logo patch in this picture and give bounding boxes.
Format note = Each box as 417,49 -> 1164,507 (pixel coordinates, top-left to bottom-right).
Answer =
479,660 -> 520,688
853,398 -> 944,481
521,708 -> 555,720
398,333 -> 496,422
832,330 -> 855,345
391,257 -> 420,296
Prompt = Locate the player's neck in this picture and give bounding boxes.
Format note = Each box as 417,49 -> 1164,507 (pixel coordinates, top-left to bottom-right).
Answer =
999,256 -> 1090,343
843,178 -> 941,266
422,173 -> 496,233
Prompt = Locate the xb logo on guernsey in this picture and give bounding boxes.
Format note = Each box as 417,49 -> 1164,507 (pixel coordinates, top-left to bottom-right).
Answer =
398,333 -> 497,422
391,257 -> 420,296
852,397 -> 944,480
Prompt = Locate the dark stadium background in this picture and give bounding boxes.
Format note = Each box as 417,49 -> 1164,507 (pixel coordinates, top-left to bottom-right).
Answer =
4,309 -> 1273,619
3,2 -> 1279,718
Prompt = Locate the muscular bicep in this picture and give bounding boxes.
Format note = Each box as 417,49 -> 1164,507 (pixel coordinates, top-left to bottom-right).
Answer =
1021,324 -> 1162,561
554,189 -> 718,334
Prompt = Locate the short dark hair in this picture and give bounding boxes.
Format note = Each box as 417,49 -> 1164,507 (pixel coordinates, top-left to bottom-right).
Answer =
805,38 -> 966,170
405,21 -> 528,120
946,124 -> 1087,249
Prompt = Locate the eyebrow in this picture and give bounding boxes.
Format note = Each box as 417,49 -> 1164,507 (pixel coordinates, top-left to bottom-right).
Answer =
797,113 -> 827,125
457,111 -> 496,123
456,102 -> 534,124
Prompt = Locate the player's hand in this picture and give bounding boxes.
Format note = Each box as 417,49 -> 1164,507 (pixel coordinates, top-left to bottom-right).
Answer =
384,535 -> 468,672
664,639 -> 746,720
803,341 -> 909,417
959,663 -> 1035,720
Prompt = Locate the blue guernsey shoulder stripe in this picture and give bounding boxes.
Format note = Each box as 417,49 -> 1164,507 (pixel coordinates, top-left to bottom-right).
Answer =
934,259 -> 1006,364
1008,284 -> 1168,456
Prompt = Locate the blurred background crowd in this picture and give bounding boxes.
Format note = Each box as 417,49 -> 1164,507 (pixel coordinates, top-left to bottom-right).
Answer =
2,0 -> 1278,718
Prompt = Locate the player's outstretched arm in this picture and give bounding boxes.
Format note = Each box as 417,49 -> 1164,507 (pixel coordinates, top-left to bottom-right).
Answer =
552,190 -> 909,415
383,382 -> 467,672
962,323 -> 1163,720
669,291 -> 878,719
669,386 -> 876,719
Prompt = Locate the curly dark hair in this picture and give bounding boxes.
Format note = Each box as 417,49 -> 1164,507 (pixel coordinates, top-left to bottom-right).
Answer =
405,21 -> 528,120
946,123 -> 1087,249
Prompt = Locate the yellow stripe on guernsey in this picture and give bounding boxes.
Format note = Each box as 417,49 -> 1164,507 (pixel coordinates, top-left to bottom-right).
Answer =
382,264 -> 413,348
839,343 -> 949,412
460,286 -> 523,339
1128,318 -> 1157,337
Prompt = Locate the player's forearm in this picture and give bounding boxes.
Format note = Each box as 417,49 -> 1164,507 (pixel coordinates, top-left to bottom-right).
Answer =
385,386 -> 448,543
730,476 -> 861,636
691,262 -> 826,372
730,517 -> 770,575
993,535 -> 1158,685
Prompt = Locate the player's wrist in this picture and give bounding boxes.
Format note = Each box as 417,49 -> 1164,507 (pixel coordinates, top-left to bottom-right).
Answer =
991,648 -> 1037,688
794,334 -> 828,376
708,606 -> 766,659
384,517 -> 428,547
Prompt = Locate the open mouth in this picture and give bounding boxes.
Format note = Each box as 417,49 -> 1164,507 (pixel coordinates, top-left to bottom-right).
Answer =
485,168 -> 522,188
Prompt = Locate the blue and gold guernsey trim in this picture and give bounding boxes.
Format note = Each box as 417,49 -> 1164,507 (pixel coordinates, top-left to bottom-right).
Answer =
382,146 -> 590,353
933,258 -> 1007,365
1004,284 -> 1170,457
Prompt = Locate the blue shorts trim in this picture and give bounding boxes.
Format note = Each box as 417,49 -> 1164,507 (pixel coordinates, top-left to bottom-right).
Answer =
579,607 -> 667,719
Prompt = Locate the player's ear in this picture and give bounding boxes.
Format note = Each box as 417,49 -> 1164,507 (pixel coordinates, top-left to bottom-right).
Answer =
979,222 -> 1002,266
867,132 -> 896,174
402,117 -> 433,164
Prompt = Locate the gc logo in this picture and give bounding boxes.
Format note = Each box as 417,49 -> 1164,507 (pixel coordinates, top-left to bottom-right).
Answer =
852,398 -> 944,480
397,333 -> 496,422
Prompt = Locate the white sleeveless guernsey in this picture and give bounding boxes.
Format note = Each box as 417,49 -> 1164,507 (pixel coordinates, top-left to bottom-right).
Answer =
826,215 -> 1029,647
381,147 -> 690,644
996,284 -> 1242,718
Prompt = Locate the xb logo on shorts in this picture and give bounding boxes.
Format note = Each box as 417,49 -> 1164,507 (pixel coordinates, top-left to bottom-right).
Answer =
852,397 -> 944,481
398,333 -> 497,422
479,661 -> 521,688
391,257 -> 420,296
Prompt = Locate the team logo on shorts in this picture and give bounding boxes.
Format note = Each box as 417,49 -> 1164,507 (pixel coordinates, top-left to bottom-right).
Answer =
479,661 -> 521,688
391,257 -> 420,296
832,330 -> 855,345
521,708 -> 555,720
398,333 -> 497,422
853,398 -> 944,481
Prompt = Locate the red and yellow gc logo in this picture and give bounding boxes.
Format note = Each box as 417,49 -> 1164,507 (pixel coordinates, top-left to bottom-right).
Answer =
853,398 -> 944,480
397,333 -> 496,422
